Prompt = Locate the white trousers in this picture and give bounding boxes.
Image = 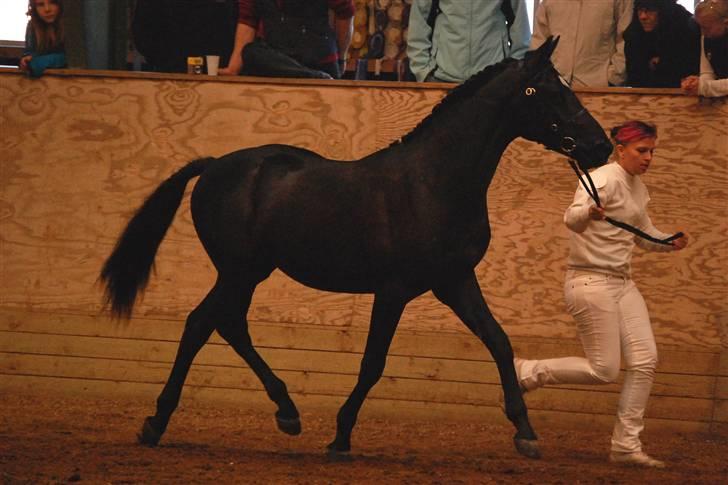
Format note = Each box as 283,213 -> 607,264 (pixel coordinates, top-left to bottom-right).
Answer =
517,270 -> 658,453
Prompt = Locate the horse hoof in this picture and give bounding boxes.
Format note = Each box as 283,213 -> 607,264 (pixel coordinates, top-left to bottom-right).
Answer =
276,416 -> 301,436
326,442 -> 352,461
137,417 -> 162,447
514,438 -> 541,459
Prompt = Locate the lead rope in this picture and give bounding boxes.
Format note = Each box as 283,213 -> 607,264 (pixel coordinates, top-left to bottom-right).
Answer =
567,159 -> 683,246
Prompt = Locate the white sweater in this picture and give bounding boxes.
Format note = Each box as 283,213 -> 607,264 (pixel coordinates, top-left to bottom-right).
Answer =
564,162 -> 673,277
698,36 -> 728,98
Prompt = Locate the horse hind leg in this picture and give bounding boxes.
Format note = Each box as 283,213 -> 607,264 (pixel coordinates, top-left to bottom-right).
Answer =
213,277 -> 301,436
138,286 -> 218,446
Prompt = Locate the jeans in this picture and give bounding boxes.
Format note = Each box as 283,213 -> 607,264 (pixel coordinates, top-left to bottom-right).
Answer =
517,270 -> 658,453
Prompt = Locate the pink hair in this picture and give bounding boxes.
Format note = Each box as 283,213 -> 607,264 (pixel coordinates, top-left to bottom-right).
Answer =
610,120 -> 657,145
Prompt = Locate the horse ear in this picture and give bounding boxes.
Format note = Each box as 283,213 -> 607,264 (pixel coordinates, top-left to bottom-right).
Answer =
540,36 -> 560,60
524,36 -> 560,73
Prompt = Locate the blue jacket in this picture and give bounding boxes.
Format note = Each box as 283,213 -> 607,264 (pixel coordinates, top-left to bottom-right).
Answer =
407,0 -> 531,83
24,21 -> 66,77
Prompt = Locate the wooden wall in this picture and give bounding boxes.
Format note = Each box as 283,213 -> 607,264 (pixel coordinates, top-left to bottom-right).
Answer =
0,69 -> 726,435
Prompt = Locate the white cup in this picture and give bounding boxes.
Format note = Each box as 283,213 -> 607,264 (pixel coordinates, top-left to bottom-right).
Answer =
206,55 -> 220,76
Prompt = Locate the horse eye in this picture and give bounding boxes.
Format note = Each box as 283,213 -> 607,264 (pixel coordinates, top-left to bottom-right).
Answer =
551,124 -> 558,132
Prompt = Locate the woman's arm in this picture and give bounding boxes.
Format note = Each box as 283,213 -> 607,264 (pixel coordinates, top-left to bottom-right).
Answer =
219,22 -> 256,75
634,211 -> 686,252
697,39 -> 728,97
564,182 -> 604,233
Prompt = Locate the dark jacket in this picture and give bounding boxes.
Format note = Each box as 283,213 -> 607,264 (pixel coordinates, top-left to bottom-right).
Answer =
624,1 -> 700,88
249,0 -> 340,67
133,0 -> 238,73
704,35 -> 728,79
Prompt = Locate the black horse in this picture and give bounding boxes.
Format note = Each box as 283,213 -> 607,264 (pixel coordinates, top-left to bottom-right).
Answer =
101,37 -> 612,459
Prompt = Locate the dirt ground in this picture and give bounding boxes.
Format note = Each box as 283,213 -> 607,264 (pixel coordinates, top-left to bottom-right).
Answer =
1,393 -> 725,484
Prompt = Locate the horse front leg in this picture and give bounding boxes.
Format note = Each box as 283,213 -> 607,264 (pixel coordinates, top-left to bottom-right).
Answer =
433,271 -> 540,459
327,294 -> 408,455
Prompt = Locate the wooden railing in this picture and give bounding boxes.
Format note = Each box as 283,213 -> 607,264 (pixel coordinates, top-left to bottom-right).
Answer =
0,69 -> 725,435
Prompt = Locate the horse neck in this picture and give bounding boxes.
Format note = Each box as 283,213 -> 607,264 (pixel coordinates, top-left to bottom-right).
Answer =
403,81 -> 519,192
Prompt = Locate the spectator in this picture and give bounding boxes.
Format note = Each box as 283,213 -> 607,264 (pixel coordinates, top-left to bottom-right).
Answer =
219,0 -> 355,79
20,0 -> 66,78
531,0 -> 633,87
681,0 -> 728,97
406,0 -> 531,83
624,0 -> 700,87
514,121 -> 689,469
132,0 -> 238,73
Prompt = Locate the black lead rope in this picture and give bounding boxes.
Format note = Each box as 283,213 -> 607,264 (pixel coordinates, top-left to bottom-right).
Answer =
567,159 -> 683,246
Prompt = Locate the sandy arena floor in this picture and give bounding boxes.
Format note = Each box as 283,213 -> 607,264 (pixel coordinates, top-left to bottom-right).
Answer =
0,393 -> 725,484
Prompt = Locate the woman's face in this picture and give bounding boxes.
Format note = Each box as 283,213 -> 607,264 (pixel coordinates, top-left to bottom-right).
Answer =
617,137 -> 657,176
638,8 -> 660,32
33,0 -> 60,24
696,12 -> 728,38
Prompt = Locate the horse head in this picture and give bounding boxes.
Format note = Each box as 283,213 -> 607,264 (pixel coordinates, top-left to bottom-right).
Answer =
511,36 -> 612,170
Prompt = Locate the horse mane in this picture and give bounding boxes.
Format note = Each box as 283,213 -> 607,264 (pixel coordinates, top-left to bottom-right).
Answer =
392,58 -> 519,147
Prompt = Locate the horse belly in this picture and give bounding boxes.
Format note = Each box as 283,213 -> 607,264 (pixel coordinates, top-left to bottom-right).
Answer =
276,260 -> 375,294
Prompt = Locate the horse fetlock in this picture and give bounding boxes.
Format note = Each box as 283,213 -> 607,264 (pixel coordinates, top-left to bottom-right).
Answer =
326,434 -> 351,454
138,416 -> 164,447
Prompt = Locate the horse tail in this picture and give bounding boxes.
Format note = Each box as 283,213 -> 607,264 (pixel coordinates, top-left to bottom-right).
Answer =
100,157 -> 213,319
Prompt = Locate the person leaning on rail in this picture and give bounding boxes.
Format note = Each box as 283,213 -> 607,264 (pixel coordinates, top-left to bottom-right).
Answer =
219,0 -> 354,79
624,0 -> 700,88
681,0 -> 728,97
530,0 -> 634,87
20,0 -> 66,78
513,121 -> 689,469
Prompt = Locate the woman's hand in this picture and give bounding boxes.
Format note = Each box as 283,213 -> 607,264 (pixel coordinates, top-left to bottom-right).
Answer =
588,205 -> 605,221
672,232 -> 689,250
19,55 -> 32,71
681,76 -> 699,95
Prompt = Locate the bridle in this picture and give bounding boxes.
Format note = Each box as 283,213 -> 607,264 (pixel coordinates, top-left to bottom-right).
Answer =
524,83 -> 582,158
567,157 -> 683,246
522,81 -> 681,246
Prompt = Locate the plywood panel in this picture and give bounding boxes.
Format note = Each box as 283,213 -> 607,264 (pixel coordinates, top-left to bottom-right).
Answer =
1,72 -> 725,351
0,350 -> 716,422
0,374 -> 710,434
0,332 -> 715,420
0,309 -> 719,376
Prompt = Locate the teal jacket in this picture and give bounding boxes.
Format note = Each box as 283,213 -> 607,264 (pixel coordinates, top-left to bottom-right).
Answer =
407,0 -> 531,83
24,21 -> 66,78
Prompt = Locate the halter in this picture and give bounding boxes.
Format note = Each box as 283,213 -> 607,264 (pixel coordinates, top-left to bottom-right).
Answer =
566,157 -> 683,246
524,84 -> 584,156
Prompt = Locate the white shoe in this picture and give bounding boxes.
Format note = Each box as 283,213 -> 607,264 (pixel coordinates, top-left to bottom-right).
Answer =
609,451 -> 666,469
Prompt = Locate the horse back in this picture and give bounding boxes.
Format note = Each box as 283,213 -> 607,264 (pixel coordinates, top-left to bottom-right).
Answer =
190,145 -> 490,292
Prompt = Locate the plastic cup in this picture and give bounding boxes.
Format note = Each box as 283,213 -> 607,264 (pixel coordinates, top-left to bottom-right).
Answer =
206,55 -> 220,76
